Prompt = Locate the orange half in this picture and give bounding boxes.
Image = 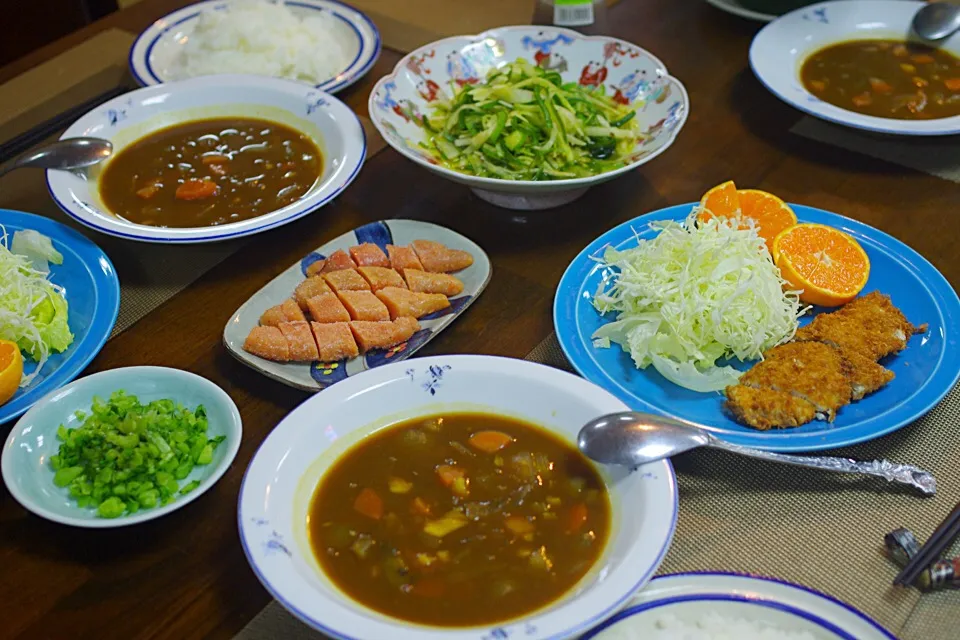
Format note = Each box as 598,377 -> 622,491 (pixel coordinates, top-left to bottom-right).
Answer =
697,180 -> 740,220
0,339 -> 23,406
737,189 -> 798,252
698,182 -> 797,252
772,223 -> 870,307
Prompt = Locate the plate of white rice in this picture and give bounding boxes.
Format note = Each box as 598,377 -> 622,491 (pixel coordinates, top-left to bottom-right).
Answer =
582,572 -> 895,640
130,0 -> 380,93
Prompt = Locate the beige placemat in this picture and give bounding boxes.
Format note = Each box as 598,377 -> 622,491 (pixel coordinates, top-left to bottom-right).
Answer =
237,332 -> 960,640
791,117 -> 960,183
0,30 -> 386,338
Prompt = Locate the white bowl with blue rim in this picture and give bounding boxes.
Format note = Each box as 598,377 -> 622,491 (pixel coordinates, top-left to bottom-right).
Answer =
582,572 -> 894,639
129,0 -> 380,94
238,355 -> 678,640
368,26 -> 689,211
2,366 -> 242,528
47,74 -> 365,243
750,0 -> 960,135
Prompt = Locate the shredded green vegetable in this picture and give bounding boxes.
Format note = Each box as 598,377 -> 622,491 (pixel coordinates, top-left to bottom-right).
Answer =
50,391 -> 225,518
0,226 -> 72,386
592,212 -> 805,392
420,58 -> 642,180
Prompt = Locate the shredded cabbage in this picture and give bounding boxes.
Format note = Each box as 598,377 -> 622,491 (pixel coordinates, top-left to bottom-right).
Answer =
591,212 -> 804,392
0,226 -> 73,386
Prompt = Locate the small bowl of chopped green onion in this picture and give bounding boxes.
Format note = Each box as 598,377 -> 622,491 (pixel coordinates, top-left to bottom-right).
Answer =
1,366 -> 241,527
369,26 -> 688,210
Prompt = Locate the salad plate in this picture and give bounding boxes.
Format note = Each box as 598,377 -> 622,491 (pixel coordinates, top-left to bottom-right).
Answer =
583,572 -> 894,639
224,219 -> 491,391
750,0 -> 960,136
129,0 -> 381,94
554,203 -> 960,452
0,210 -> 120,424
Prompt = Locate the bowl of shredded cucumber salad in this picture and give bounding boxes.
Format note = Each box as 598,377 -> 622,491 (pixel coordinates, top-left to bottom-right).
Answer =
369,26 -> 688,210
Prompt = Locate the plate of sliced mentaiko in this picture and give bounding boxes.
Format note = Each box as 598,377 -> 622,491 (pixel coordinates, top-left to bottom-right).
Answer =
224,220 -> 490,391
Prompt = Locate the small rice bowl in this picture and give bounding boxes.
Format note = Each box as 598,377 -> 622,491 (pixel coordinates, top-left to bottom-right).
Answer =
175,0 -> 355,85
596,612 -> 821,640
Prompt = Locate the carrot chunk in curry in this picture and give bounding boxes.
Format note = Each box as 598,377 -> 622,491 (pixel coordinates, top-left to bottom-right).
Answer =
308,412 -> 611,627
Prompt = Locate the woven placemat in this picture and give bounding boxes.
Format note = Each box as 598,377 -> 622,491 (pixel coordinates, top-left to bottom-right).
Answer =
791,116 -> 960,183
237,333 -> 958,640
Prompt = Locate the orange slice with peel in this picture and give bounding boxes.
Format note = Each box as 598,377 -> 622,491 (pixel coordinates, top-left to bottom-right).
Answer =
0,339 -> 23,406
772,223 -> 870,307
698,180 -> 740,220
698,181 -> 798,252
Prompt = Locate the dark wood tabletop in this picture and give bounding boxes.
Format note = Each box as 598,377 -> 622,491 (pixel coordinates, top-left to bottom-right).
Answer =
1,1 -> 958,638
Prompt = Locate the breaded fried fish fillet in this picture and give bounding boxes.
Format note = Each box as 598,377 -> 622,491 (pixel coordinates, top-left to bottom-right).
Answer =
739,342 -> 851,421
795,291 -> 925,361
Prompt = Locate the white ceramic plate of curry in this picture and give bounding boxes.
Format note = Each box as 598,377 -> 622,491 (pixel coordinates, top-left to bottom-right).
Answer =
223,219 -> 491,391
238,355 -> 678,640
750,0 -> 960,135
47,74 -> 365,243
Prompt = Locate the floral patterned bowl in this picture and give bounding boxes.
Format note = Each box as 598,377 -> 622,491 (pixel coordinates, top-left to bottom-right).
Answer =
239,355 -> 678,640
368,26 -> 689,211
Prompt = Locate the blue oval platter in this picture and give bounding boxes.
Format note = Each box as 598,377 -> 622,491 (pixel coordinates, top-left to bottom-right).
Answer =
554,203 -> 960,452
0,210 -> 120,424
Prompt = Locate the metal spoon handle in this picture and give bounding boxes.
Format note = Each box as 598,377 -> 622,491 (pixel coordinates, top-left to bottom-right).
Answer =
708,438 -> 936,496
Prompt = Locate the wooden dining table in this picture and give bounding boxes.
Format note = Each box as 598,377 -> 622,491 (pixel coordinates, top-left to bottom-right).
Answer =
1,0 -> 958,639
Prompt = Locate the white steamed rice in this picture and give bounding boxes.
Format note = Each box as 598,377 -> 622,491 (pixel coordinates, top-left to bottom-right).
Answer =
596,612 -> 821,640
176,0 -> 355,85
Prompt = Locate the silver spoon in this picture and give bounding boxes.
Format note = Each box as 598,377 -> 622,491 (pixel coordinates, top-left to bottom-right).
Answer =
0,137 -> 113,179
912,1 -> 960,41
578,412 -> 936,496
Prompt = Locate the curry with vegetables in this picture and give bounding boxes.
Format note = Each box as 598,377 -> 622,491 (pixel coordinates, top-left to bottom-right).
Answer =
308,412 -> 611,627
800,39 -> 960,120
99,117 -> 322,228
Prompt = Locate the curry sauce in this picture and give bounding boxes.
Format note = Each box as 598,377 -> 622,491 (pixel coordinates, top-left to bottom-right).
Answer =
99,117 -> 321,228
308,412 -> 611,627
800,39 -> 960,120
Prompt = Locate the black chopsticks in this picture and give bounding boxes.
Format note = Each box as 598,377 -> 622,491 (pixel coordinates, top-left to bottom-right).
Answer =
894,500 -> 960,586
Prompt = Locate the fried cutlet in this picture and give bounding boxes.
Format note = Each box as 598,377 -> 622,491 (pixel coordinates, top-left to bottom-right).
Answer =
738,342 -> 851,421
835,345 -> 895,401
795,291 -> 925,361
726,292 -> 918,430
724,385 -> 818,431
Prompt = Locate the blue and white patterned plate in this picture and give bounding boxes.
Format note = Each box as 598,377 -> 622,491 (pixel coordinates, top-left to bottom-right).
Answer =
583,572 -> 894,639
555,204 -> 960,452
129,0 -> 380,94
750,0 -> 960,136
238,355 -> 677,640
223,220 -> 491,391
47,74 -> 365,243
